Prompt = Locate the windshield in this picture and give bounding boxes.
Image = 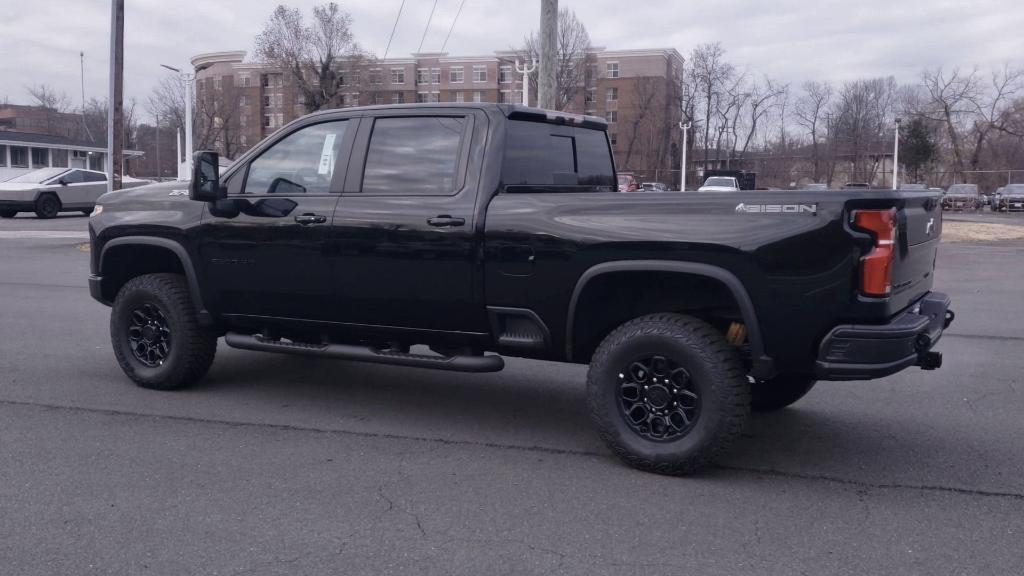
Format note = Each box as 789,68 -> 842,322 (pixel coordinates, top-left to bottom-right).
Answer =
1005,184 -> 1024,194
5,167 -> 71,183
947,184 -> 979,195
704,177 -> 736,187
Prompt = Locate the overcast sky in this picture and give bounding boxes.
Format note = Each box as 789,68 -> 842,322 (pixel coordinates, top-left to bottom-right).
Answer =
2,0 -> 1022,115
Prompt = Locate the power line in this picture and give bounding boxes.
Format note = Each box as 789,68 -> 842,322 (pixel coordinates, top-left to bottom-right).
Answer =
382,0 -> 406,61
417,0 -> 440,54
440,0 -> 468,53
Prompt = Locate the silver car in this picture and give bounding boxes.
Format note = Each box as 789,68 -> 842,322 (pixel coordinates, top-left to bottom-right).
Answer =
0,168 -> 148,219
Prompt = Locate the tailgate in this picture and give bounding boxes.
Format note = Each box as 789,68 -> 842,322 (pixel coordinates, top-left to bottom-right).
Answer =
891,195 -> 941,309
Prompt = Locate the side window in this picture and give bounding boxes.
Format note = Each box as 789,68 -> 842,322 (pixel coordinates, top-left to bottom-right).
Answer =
244,120 -> 349,195
82,171 -> 107,183
501,121 -> 616,191
361,116 -> 466,195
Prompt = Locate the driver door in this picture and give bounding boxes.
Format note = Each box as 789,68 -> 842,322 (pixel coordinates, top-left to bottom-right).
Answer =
196,119 -> 356,321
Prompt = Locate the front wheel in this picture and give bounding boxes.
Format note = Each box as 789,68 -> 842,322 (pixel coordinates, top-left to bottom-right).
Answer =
34,194 -> 61,219
587,313 -> 751,476
751,373 -> 817,412
110,273 -> 217,390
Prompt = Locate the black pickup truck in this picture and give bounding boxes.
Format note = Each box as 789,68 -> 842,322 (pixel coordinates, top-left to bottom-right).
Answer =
89,104 -> 953,475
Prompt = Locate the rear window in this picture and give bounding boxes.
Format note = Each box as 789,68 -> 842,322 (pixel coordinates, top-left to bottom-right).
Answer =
502,120 -> 616,192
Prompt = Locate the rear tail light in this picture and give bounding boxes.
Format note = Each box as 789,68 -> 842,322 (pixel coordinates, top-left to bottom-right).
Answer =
852,208 -> 897,297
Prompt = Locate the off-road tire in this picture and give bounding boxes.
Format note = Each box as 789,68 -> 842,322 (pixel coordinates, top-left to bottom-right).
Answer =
0,210 -> 16,218
34,194 -> 61,219
110,273 -> 217,390
587,313 -> 751,475
751,373 -> 817,413
81,210 -> 93,216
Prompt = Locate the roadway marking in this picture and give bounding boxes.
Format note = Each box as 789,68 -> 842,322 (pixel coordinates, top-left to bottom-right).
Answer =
0,231 -> 89,239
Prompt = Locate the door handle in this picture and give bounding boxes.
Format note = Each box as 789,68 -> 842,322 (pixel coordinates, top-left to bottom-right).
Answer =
427,215 -> 466,228
295,213 -> 328,225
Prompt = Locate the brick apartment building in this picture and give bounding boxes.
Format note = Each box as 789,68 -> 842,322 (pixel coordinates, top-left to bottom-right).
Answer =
192,48 -> 685,182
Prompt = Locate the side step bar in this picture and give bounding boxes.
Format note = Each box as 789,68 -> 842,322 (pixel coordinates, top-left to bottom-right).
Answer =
224,332 -> 505,373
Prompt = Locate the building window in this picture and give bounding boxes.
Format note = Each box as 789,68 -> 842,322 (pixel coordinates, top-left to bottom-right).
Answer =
240,134 -> 248,146
417,68 -> 430,85
296,93 -> 305,105
609,133 -> 617,146
473,65 -> 487,83
499,65 -> 513,84
239,95 -> 248,107
499,91 -> 513,104
607,62 -> 619,78
263,95 -> 271,108
261,75 -> 270,88
605,110 -> 618,124
374,93 -> 385,105
50,148 -> 68,168
10,146 -> 28,167
391,68 -> 405,85
416,92 -> 439,103
240,74 -> 251,87
472,91 -> 483,103
585,89 -> 595,104
449,67 -> 464,83
370,69 -> 382,85
392,91 -> 405,104
213,77 -> 222,90
339,70 -> 350,87
239,114 -> 247,127
431,68 -> 441,84
454,91 -> 464,103
607,87 -> 618,102
0,145 -> 6,167
344,93 -> 359,107
31,147 -> 49,168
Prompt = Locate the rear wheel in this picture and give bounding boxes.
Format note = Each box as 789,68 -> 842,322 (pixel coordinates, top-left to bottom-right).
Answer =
0,210 -> 16,218
34,194 -> 61,219
587,313 -> 750,476
110,273 -> 217,390
751,373 -> 817,412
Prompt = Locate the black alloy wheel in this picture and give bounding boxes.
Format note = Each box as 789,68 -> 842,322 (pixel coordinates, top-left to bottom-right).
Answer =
618,355 -> 700,441
127,303 -> 172,367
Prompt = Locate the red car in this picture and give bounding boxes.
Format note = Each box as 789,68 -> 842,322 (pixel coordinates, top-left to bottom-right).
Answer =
617,172 -> 639,192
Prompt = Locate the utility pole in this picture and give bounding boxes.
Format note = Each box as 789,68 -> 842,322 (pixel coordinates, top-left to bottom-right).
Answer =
892,117 -> 902,189
154,113 -> 160,180
107,0 -> 124,193
679,122 -> 691,191
537,0 -> 557,110
515,58 -> 537,106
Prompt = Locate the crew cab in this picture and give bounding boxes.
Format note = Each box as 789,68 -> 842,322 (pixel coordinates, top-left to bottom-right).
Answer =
88,104 -> 953,475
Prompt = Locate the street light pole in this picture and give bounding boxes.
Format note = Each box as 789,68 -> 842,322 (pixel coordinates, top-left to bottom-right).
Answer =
893,117 -> 902,189
679,122 -> 691,191
515,58 -> 537,106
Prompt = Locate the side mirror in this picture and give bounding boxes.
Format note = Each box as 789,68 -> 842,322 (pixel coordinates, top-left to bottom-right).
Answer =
58,178 -> 68,186
190,151 -> 225,202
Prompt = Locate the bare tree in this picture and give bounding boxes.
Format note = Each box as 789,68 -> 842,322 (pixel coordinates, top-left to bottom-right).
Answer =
689,43 -> 735,168
254,2 -> 372,113
920,67 -> 979,172
521,8 -> 593,111
795,81 -> 833,181
24,84 -> 75,136
967,65 -> 1024,169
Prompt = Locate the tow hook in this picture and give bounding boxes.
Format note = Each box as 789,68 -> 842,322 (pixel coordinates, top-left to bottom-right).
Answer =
944,309 -> 955,329
917,351 -> 943,371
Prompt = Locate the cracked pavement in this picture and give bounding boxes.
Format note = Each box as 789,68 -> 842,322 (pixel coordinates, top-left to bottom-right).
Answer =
1,214 -> 1023,575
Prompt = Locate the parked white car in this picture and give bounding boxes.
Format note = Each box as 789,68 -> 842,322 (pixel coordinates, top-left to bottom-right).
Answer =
0,168 -> 149,219
698,176 -> 740,192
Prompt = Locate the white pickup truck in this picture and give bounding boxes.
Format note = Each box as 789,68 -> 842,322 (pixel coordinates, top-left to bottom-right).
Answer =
698,176 -> 740,192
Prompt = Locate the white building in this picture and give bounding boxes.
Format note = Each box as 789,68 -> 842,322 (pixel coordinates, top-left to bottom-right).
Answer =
0,131 -> 143,181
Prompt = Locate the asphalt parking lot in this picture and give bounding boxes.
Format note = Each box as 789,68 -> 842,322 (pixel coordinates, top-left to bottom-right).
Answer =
1,213 -> 1023,575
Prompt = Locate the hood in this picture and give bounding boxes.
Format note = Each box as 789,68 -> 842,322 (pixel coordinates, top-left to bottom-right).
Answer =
96,180 -> 206,223
698,186 -> 738,192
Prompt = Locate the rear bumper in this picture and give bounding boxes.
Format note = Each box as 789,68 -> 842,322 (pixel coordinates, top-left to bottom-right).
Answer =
816,292 -> 953,381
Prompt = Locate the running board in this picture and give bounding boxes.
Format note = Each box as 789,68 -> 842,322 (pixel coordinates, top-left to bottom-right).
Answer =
224,332 -> 505,373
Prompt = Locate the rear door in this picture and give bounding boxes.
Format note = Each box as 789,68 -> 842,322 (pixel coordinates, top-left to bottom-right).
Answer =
327,110 -> 487,333
50,169 -> 107,208
196,119 -> 355,321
